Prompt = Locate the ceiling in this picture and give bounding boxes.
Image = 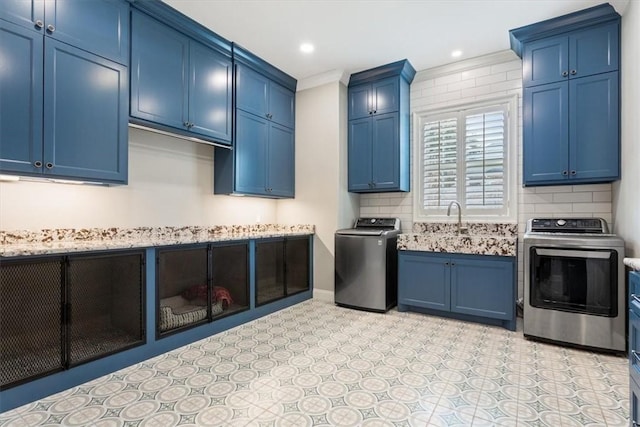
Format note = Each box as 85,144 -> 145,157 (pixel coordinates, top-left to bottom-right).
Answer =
163,0 -> 630,85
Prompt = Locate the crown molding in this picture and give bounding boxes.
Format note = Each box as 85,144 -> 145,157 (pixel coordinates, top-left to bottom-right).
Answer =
297,70 -> 349,91
413,50 -> 519,83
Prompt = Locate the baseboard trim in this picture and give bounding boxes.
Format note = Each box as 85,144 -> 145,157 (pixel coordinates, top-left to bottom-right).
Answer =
313,288 -> 334,302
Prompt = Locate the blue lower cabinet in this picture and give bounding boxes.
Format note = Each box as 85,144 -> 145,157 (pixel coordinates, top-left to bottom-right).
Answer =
630,270 -> 640,421
398,252 -> 450,311
0,235 -> 313,412
398,251 -> 516,330
632,376 -> 640,427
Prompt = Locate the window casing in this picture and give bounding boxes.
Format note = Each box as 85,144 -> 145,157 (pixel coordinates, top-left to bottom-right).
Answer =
413,96 -> 517,222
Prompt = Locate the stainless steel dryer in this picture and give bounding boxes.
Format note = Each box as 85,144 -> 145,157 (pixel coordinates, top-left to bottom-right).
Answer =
335,218 -> 400,312
524,217 -> 625,352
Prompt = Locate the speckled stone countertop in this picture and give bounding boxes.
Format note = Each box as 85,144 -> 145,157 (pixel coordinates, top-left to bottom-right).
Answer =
625,258 -> 640,271
398,222 -> 518,257
0,224 -> 315,257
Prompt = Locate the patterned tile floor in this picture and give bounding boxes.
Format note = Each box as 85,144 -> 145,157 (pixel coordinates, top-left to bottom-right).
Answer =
0,299 -> 630,426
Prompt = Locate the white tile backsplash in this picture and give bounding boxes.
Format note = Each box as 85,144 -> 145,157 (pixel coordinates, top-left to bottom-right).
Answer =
360,54 -> 614,297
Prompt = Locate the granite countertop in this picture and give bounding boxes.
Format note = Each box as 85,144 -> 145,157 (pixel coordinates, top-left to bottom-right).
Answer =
625,258 -> 640,271
398,222 -> 518,257
0,224 -> 315,257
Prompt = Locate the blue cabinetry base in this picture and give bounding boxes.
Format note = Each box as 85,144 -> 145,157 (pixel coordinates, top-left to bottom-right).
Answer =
0,290 -> 311,413
397,303 -> 517,331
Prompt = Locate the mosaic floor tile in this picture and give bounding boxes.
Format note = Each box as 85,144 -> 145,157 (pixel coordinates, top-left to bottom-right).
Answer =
0,300 -> 631,426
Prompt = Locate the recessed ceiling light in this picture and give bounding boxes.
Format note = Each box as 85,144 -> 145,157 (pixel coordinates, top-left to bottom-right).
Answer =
451,50 -> 463,58
300,43 -> 314,54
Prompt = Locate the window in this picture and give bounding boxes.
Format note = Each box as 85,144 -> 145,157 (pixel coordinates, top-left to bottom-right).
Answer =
414,96 -> 517,221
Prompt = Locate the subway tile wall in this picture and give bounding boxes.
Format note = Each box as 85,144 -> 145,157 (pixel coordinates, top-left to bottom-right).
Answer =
359,52 -> 613,297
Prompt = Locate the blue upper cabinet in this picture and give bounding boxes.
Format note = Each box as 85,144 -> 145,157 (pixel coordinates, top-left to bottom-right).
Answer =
0,0 -> 129,64
347,60 -> 414,193
130,11 -> 188,132
523,21 -> 619,88
0,20 -> 43,175
130,9 -> 232,145
43,39 -> 128,182
236,64 -> 295,129
214,44 -> 296,199
0,0 -> 44,33
0,0 -> 129,183
511,4 -> 621,186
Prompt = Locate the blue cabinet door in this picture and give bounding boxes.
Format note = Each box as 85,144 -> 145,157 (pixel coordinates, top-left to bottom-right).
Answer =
523,36 -> 568,87
44,0 -> 129,65
188,40 -> 232,143
0,20 -> 43,175
267,123 -> 294,197
630,307 -> 640,388
348,84 -> 372,120
348,118 -> 373,191
43,39 -> 128,183
235,110 -> 268,195
236,64 -> 269,119
0,0 -> 44,32
569,22 -> 619,79
632,376 -> 640,427
569,72 -> 619,182
130,10 -> 188,131
398,252 -> 450,311
523,82 -> 569,185
450,256 -> 514,321
269,83 -> 295,129
371,112 -> 399,190
372,78 -> 399,115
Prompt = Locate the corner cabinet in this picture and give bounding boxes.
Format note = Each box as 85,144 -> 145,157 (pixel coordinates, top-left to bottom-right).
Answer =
347,60 -> 415,193
398,251 -> 516,331
0,0 -> 129,184
510,4 -> 621,186
129,9 -> 232,145
214,44 -> 296,198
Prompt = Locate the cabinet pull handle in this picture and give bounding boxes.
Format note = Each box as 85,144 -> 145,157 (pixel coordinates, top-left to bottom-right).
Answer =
34,19 -> 44,29
46,24 -> 55,33
45,162 -> 54,169
34,161 -> 43,168
631,294 -> 640,304
562,170 -> 568,176
570,70 -> 577,75
632,350 -> 640,364
562,71 -> 568,77
570,170 -> 576,176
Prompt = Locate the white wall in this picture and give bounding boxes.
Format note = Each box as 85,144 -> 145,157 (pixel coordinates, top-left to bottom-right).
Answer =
613,0 -> 640,257
277,81 -> 358,296
0,128 -> 278,230
361,52 -> 615,297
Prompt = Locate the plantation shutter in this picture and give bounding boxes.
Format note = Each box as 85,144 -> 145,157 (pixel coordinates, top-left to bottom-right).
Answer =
422,118 -> 458,208
419,102 -> 509,216
464,109 -> 506,209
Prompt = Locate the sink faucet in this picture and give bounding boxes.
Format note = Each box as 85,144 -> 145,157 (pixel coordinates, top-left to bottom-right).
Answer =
447,201 -> 466,234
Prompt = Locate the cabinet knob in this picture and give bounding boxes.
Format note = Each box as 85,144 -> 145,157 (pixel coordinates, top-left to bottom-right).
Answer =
183,121 -> 190,128
570,70 -> 577,75
570,170 -> 576,176
373,110 -> 376,114
562,71 -> 569,77
46,24 -> 55,33
445,262 -> 449,266
562,170 -> 568,176
369,111 -> 373,115
34,19 -> 44,29
46,162 -> 54,169
34,161 -> 43,168
189,122 -> 194,128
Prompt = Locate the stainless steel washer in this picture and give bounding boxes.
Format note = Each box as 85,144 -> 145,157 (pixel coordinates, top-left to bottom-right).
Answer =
335,218 -> 400,312
524,218 -> 625,352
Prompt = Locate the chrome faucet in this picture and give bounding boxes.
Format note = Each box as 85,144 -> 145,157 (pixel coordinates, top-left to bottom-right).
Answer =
447,201 -> 466,234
